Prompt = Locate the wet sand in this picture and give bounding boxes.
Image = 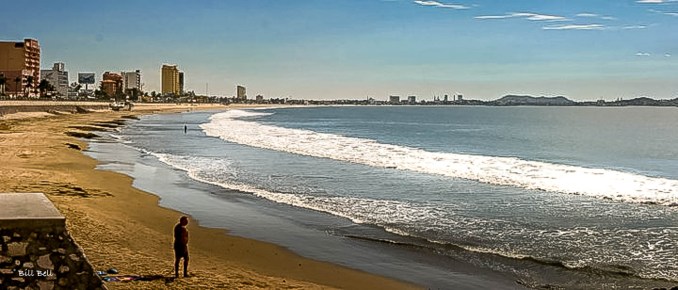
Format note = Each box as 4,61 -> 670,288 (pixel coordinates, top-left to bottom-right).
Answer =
0,103 -> 420,289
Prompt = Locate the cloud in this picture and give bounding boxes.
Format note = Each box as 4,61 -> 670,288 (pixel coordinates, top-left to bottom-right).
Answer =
475,12 -> 569,21
666,53 -> 672,57
637,0 -> 678,3
649,9 -> 678,16
413,0 -> 469,9
622,25 -> 648,29
576,13 -> 617,20
542,24 -> 605,30
636,52 -> 651,56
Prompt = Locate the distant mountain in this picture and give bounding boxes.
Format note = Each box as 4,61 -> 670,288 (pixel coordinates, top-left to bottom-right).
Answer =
492,95 -> 575,106
611,97 -> 678,106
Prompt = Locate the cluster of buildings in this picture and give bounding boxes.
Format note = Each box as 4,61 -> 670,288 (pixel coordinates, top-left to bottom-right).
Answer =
0,38 -> 144,99
387,94 -> 463,105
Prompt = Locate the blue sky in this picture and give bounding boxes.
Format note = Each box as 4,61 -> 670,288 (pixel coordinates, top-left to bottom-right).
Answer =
1,0 -> 676,100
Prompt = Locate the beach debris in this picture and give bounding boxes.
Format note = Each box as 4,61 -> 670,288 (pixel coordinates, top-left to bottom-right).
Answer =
75,106 -> 91,114
67,125 -> 108,132
106,268 -> 118,274
65,131 -> 99,139
65,143 -> 82,150
46,110 -> 67,115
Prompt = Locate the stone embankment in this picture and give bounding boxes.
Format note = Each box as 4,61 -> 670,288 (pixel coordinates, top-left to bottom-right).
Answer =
0,101 -> 110,116
0,193 -> 105,290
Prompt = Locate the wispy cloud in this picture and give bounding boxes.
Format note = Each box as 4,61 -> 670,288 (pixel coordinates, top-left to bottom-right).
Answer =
666,53 -> 672,57
622,25 -> 648,29
576,13 -> 616,20
637,0 -> 678,3
636,52 -> 651,56
649,9 -> 678,16
542,24 -> 605,30
475,12 -> 569,21
413,0 -> 469,9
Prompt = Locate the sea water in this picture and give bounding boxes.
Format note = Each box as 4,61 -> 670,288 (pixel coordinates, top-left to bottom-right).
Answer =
90,106 -> 678,289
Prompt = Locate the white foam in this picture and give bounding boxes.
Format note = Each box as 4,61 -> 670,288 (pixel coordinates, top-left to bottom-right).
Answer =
200,110 -> 678,206
145,151 -> 446,227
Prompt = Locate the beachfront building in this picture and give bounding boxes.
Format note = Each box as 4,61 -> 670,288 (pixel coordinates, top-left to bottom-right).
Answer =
237,85 -> 247,101
101,72 -> 123,97
122,70 -> 142,100
41,62 -> 69,96
0,38 -> 40,97
179,72 -> 184,95
389,95 -> 400,104
161,64 -> 180,96
122,70 -> 141,92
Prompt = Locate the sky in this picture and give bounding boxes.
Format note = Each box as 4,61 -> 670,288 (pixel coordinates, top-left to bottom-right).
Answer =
1,0 -> 676,100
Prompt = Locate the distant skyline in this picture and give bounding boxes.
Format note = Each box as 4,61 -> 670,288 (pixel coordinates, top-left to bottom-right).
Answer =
1,0 -> 676,100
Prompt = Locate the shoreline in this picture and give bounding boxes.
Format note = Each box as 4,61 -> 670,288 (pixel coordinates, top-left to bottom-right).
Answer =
0,104 -> 420,289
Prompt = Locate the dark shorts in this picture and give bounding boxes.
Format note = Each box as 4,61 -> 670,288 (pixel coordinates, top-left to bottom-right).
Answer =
174,244 -> 189,259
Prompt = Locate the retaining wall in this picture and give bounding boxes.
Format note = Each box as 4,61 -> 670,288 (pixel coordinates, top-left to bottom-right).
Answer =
0,193 -> 105,290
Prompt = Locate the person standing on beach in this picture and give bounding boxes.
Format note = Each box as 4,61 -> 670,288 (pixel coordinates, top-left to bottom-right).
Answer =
173,216 -> 190,278
184,125 -> 187,134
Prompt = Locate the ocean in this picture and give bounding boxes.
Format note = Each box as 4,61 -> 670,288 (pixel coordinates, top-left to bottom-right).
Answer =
87,106 -> 678,289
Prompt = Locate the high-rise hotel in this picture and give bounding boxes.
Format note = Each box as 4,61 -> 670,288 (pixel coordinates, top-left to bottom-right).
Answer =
161,64 -> 181,96
0,38 -> 40,97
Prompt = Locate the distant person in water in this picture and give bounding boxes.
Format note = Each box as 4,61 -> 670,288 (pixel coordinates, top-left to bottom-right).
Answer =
184,125 -> 187,134
173,216 -> 190,278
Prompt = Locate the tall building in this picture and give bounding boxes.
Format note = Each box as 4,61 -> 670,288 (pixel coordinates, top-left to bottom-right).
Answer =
237,85 -> 246,101
101,72 -> 123,97
178,72 -> 184,95
389,95 -> 400,104
161,64 -> 180,95
41,62 -> 69,96
0,38 -> 40,97
122,70 -> 141,92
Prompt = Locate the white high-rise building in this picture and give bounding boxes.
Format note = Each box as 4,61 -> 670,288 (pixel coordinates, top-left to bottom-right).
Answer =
40,62 -> 69,96
122,70 -> 141,92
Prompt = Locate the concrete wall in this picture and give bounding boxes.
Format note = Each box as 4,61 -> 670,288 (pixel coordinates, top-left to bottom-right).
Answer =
0,104 -> 109,116
0,193 -> 105,290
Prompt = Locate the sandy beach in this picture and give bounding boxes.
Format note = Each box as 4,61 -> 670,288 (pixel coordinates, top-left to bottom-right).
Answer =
0,103 -> 419,289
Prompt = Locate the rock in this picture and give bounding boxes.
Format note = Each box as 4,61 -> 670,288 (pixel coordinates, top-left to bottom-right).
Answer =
37,254 -> 53,269
58,265 -> 69,274
69,253 -> 80,262
58,277 -> 68,287
0,255 -> 12,263
3,235 -> 10,243
11,277 -> 25,283
75,106 -> 91,114
23,262 -> 34,268
7,242 -> 28,256
37,280 -> 54,290
65,143 -> 81,150
64,131 -> 99,139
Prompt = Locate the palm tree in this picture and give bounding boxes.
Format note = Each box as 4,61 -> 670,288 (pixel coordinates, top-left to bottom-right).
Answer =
0,75 -> 6,97
14,76 -> 21,99
38,79 -> 54,98
25,75 -> 34,98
